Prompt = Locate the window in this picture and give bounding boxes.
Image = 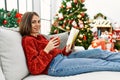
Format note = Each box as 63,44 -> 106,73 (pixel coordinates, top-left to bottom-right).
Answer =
40,0 -> 51,34
19,0 -> 27,13
4,0 -> 32,13
6,0 -> 17,11
0,0 -> 5,9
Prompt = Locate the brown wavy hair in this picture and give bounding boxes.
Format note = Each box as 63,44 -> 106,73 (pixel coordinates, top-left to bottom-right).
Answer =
19,12 -> 39,36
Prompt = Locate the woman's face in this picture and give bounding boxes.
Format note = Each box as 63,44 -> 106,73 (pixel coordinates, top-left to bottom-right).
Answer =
31,15 -> 40,34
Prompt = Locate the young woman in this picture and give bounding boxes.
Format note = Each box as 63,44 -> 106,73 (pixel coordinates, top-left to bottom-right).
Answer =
19,12 -> 120,76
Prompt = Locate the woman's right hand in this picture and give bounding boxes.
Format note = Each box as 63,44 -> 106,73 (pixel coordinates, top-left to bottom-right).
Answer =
44,37 -> 60,53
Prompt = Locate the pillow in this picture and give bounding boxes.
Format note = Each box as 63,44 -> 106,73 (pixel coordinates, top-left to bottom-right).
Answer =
43,32 -> 69,49
0,27 -> 29,80
0,66 -> 5,80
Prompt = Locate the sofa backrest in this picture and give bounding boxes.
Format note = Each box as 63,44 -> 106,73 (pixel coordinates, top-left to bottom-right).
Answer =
0,27 -> 69,80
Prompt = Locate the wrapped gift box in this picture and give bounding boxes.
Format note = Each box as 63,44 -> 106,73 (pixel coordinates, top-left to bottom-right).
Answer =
91,39 -> 115,51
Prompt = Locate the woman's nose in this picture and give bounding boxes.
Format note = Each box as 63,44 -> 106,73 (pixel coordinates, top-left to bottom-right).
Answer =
36,22 -> 40,25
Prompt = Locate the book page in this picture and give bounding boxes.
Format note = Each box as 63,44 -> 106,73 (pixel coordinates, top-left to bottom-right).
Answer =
66,27 -> 79,48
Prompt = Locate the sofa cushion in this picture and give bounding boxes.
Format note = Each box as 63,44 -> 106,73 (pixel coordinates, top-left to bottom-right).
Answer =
23,71 -> 120,80
0,27 -> 29,80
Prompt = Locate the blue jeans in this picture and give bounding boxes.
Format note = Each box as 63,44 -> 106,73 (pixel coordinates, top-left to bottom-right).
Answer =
48,48 -> 120,76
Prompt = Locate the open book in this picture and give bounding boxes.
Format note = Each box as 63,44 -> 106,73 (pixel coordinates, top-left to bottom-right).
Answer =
66,27 -> 79,48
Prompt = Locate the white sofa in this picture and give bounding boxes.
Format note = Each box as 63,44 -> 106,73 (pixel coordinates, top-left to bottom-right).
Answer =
0,27 -> 120,80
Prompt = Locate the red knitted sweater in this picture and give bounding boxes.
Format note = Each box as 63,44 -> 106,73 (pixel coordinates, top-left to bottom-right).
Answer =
22,34 -> 70,75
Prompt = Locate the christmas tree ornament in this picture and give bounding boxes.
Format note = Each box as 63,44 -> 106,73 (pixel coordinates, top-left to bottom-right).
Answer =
81,18 -> 84,20
80,12 -> 85,17
80,0 -> 85,3
79,34 -> 83,38
54,29 -> 58,34
17,19 -> 21,24
3,20 -> 7,25
66,1 -> 72,9
63,20 -> 67,23
73,0 -> 78,3
85,25 -> 88,28
68,20 -> 73,24
62,24 -> 65,28
78,20 -> 84,28
15,13 -> 22,18
70,10 -> 73,13
58,13 -> 64,20
72,20 -> 77,27
77,14 -> 82,18
87,28 -> 90,32
60,4 -> 64,8
77,39 -> 82,43
83,35 -> 87,40
66,26 -> 70,30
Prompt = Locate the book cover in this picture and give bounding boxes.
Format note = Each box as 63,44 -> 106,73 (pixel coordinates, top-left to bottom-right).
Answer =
66,27 -> 79,48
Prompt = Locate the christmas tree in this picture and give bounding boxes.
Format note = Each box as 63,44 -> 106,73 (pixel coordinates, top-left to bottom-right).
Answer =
0,8 -> 22,28
50,0 -> 93,49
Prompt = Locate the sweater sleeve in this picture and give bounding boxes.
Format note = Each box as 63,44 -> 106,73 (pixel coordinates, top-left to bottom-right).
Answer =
62,46 -> 72,56
22,38 -> 53,75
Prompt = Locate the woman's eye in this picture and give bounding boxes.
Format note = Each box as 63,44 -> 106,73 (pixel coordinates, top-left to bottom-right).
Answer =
38,20 -> 40,23
32,21 -> 35,24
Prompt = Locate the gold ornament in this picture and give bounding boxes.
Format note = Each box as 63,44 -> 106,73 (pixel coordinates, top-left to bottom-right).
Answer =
87,28 -> 90,32
79,34 -> 83,38
85,25 -> 88,28
77,14 -> 82,18
66,26 -> 70,30
77,39 -> 82,43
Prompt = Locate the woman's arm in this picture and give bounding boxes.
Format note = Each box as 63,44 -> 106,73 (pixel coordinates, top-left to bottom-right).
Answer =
22,38 -> 53,75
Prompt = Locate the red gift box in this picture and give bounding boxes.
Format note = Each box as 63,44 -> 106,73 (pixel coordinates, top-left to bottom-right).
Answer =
91,39 -> 115,51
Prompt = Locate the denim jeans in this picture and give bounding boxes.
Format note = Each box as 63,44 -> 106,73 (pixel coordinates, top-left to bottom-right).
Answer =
48,48 -> 120,76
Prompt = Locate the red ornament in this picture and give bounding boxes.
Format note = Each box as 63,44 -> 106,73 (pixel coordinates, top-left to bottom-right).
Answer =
15,13 -> 22,18
80,12 -> 85,17
3,20 -> 7,25
83,35 -> 87,40
17,19 -> 21,23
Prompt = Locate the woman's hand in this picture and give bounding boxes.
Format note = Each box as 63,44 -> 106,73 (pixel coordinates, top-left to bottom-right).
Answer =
65,44 -> 75,53
44,37 -> 60,53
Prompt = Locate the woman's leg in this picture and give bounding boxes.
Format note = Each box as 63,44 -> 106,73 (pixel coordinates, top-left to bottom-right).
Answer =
48,56 -> 120,76
68,48 -> 120,62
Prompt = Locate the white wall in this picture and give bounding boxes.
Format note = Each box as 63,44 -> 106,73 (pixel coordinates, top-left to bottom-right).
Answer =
85,0 -> 120,24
